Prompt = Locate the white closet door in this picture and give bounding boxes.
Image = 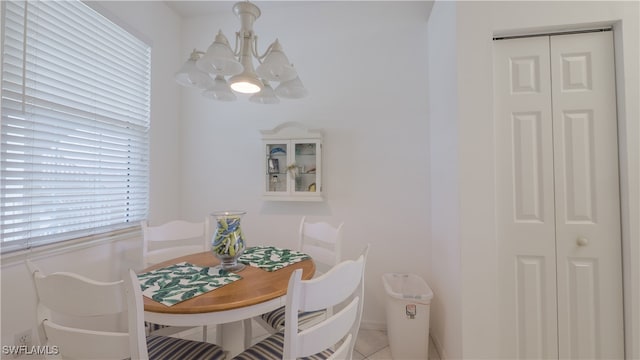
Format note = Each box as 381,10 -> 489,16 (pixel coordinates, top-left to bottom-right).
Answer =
495,35 -> 558,360
550,31 -> 623,360
494,31 -> 623,359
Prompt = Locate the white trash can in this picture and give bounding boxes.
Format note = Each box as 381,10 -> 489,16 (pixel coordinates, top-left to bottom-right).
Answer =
382,273 -> 434,360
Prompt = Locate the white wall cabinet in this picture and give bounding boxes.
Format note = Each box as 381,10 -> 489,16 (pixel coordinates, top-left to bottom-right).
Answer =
261,122 -> 323,201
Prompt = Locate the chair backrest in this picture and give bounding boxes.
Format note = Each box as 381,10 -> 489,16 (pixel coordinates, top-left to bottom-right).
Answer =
283,245 -> 369,360
141,218 -> 210,267
347,245 -> 369,359
297,216 -> 344,274
26,261 -> 147,359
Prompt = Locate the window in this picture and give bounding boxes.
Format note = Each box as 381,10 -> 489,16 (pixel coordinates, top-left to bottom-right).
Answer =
1,0 -> 150,253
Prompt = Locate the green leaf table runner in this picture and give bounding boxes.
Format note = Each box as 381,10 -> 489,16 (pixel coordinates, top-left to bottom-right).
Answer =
239,246 -> 310,272
138,262 -> 242,306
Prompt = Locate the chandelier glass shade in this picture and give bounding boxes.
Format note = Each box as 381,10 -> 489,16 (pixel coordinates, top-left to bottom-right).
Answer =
174,1 -> 307,103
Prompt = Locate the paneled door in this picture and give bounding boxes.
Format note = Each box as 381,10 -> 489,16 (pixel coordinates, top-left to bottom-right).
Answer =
494,31 -> 623,359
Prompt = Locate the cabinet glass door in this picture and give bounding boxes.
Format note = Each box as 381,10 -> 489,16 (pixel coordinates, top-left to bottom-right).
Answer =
293,141 -> 320,193
265,143 -> 288,193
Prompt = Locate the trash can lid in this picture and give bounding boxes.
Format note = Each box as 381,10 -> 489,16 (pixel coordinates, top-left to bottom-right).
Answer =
382,273 -> 434,301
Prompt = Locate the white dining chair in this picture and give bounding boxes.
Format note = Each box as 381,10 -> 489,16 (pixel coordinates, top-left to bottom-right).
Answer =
26,260 -> 225,360
252,216 -> 344,335
141,218 -> 212,339
141,218 -> 211,268
234,245 -> 369,360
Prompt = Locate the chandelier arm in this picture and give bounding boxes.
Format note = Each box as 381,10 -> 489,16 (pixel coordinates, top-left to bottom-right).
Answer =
232,32 -> 241,56
252,36 -> 270,63
251,36 -> 260,62
254,41 -> 275,63
187,49 -> 205,61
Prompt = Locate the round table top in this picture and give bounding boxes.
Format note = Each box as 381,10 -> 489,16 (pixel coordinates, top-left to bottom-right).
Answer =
141,251 -> 315,314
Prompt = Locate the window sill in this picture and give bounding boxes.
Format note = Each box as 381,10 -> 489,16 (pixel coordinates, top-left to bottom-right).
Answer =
1,227 -> 141,267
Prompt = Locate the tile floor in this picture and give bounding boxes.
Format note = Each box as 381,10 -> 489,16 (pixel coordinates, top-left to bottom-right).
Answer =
181,322 -> 440,360
353,328 -> 440,360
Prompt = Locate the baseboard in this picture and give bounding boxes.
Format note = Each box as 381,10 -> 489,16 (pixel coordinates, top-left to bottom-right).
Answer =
430,332 -> 446,359
359,320 -> 387,331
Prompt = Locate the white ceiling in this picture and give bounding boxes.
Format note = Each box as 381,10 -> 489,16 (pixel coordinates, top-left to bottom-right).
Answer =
164,1 -> 293,18
165,1 -> 433,19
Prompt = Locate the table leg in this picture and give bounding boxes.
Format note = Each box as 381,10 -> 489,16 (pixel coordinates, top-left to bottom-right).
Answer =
219,320 -> 246,357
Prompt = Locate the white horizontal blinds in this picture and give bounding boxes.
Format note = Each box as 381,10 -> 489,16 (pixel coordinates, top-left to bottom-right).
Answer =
1,0 -> 150,252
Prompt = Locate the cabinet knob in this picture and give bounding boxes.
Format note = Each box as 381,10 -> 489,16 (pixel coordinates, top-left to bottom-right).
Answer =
577,237 -> 589,246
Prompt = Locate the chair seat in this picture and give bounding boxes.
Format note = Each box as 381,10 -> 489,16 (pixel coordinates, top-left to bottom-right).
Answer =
232,331 -> 334,360
260,306 -> 326,330
147,335 -> 225,360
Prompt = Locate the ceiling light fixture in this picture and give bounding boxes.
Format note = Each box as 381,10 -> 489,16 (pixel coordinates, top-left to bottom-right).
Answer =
174,1 -> 307,104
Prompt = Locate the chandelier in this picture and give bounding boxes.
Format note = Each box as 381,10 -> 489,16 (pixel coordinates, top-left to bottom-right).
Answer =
174,1 -> 307,104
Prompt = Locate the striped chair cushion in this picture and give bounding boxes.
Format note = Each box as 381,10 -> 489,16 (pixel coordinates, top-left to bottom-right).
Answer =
147,335 -> 225,360
232,331 -> 333,360
260,306 -> 326,330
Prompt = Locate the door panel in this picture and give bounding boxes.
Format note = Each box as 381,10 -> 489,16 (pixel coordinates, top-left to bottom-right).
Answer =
550,31 -> 623,360
560,110 -> 596,223
512,111 -> 545,222
516,255 -> 550,357
567,258 -> 598,358
495,35 -> 558,359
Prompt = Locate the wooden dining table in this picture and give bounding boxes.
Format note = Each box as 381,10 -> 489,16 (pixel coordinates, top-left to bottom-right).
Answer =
141,251 -> 315,356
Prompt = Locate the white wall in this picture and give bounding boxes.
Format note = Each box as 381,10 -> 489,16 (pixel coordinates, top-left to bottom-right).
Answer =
177,1 -> 432,329
0,0 -> 182,348
427,1 -> 639,358
426,2 -> 462,359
